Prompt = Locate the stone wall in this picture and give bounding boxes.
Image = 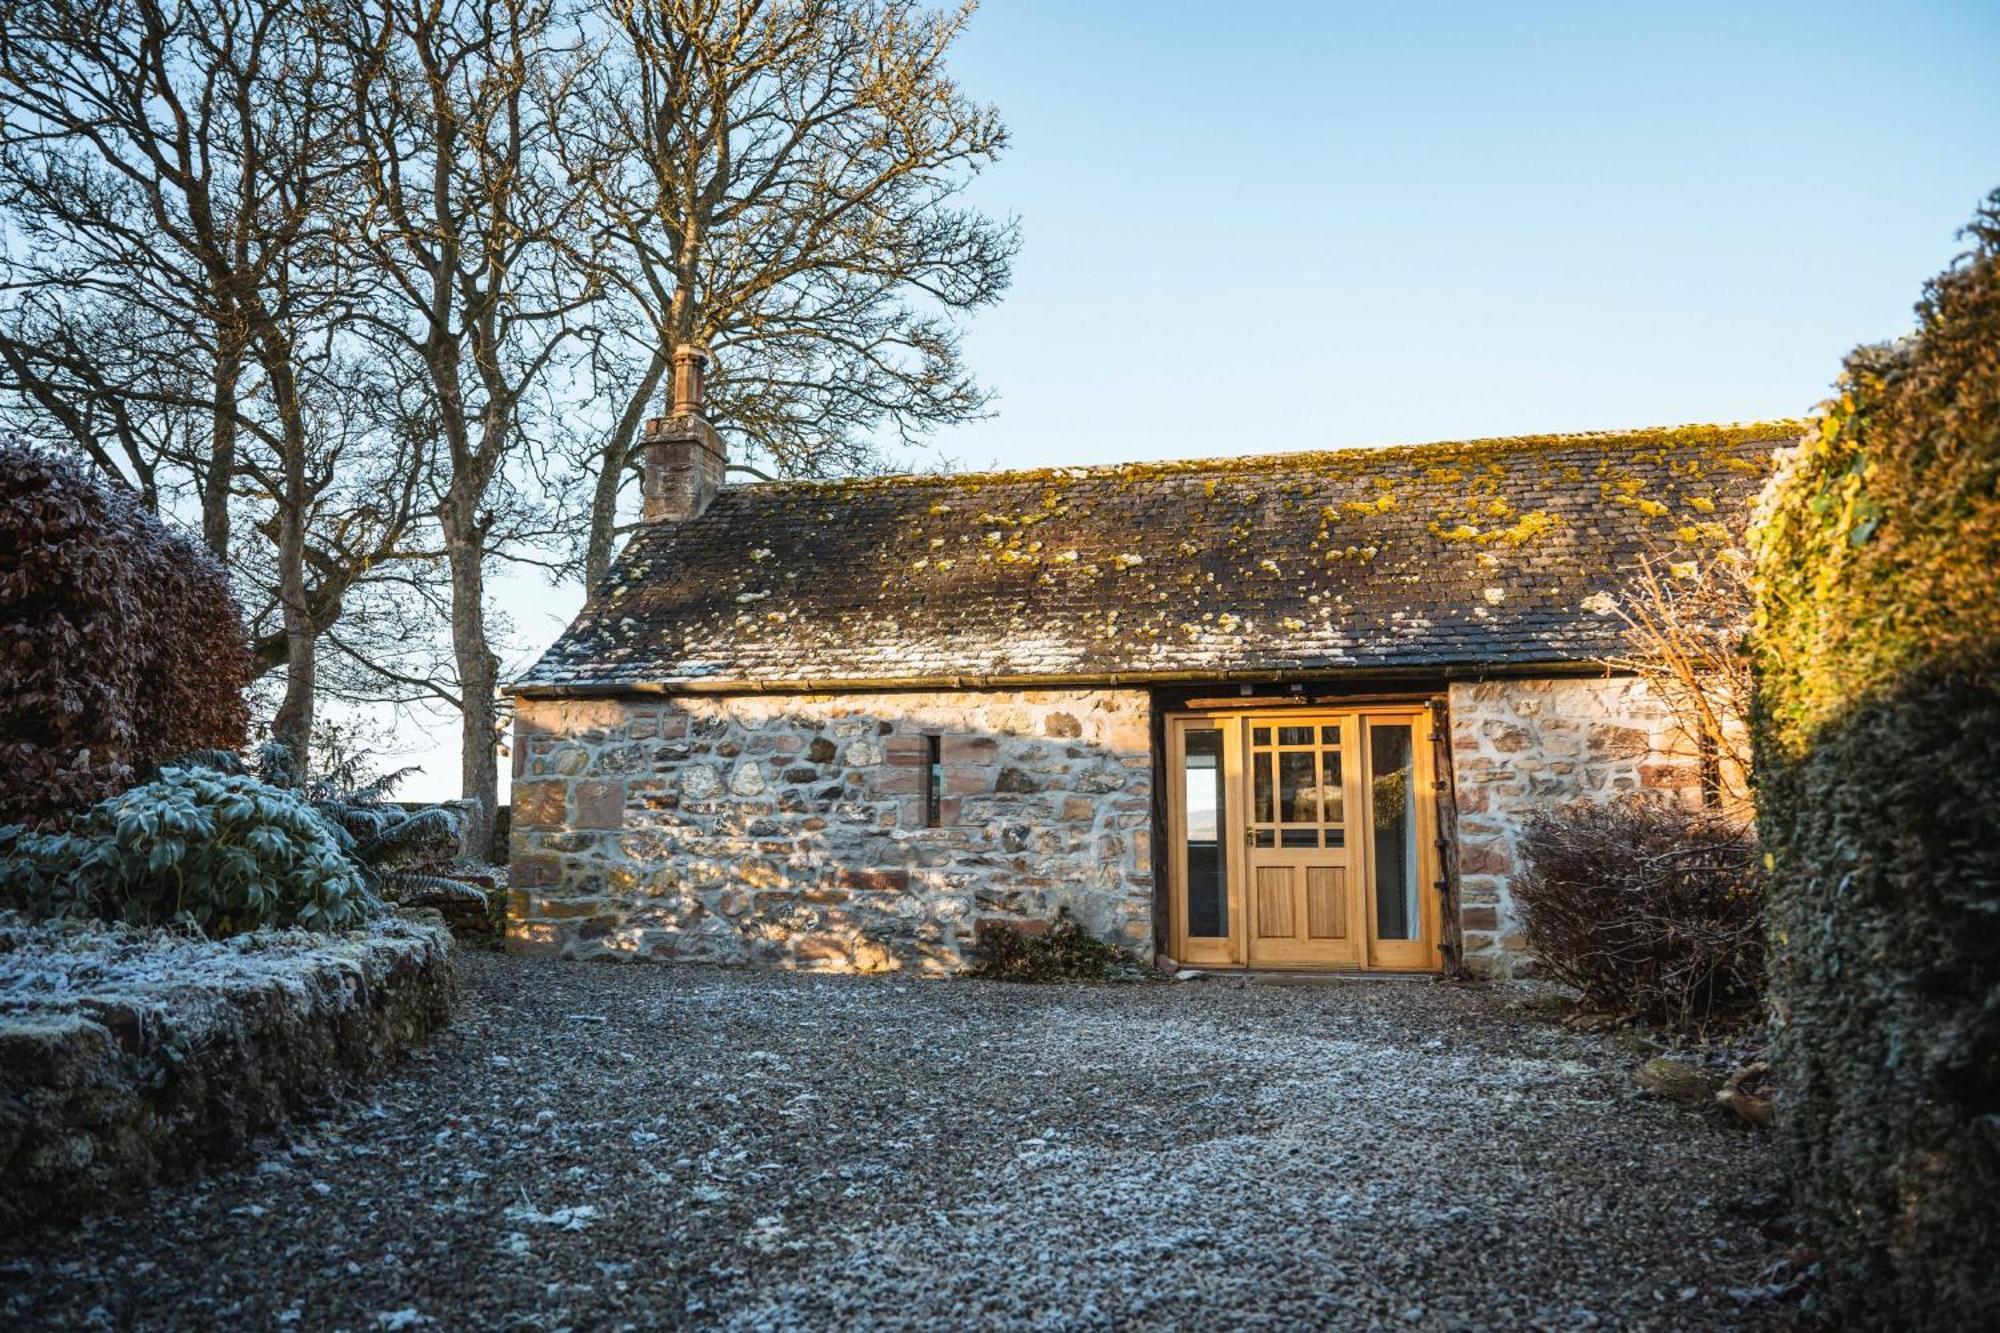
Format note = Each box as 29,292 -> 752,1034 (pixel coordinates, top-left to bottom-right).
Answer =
0,911 -> 454,1233
508,689 -> 1154,972
1447,675 -> 1703,978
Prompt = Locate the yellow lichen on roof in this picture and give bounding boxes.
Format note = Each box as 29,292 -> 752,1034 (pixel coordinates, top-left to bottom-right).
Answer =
522,418 -> 1797,694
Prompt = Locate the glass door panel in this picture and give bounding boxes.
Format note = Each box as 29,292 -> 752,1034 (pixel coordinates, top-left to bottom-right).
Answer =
1182,729 -> 1227,939
1169,718 -> 1241,967
1249,724 -> 1345,851
1368,722 -> 1419,942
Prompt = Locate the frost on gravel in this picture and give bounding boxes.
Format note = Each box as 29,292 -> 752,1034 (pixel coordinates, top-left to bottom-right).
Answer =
2,955 -> 1780,1331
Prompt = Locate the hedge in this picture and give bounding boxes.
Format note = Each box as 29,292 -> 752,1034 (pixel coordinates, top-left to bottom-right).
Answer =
1750,190 -> 2000,1327
0,442 -> 251,828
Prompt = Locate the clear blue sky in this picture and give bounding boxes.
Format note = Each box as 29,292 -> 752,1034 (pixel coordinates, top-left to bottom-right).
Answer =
400,0 -> 2000,798
938,0 -> 2000,467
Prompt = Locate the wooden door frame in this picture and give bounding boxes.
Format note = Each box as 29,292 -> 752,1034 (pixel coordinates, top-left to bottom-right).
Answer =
1164,702 -> 1445,973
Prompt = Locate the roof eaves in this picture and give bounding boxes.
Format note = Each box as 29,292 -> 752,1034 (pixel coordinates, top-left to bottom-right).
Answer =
507,655 -> 1632,698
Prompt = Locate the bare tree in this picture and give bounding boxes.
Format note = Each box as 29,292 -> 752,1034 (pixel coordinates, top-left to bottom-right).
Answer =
0,289 -> 194,513
341,0 -> 595,858
559,0 -> 1018,586
1609,546 -> 1756,818
0,0 -> 414,756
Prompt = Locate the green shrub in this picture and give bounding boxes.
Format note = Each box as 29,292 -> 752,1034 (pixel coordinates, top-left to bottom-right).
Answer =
0,766 -> 373,936
1514,798 -> 1762,1032
0,442 -> 251,828
1750,189 -> 2000,1326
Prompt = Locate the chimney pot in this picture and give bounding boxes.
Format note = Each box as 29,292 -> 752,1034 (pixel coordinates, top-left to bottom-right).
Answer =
641,343 -> 725,523
670,344 -> 707,417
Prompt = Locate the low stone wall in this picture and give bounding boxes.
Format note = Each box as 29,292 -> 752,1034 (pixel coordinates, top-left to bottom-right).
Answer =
0,912 -> 454,1233
509,689 -> 1154,972
1447,675 -> 1704,977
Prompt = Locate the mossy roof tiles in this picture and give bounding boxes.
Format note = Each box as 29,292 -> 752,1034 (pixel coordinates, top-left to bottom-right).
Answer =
515,422 -> 1802,693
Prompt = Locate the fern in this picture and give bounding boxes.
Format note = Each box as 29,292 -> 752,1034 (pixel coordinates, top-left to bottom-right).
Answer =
355,806 -> 462,870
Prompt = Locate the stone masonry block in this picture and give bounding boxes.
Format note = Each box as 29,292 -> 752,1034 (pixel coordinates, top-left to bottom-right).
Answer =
573,781 -> 627,829
514,783 -> 565,829
941,735 -> 998,766
1445,675 -> 1731,981
506,688 -> 1155,973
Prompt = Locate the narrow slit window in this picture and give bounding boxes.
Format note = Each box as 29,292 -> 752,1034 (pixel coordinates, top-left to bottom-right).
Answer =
924,734 -> 943,827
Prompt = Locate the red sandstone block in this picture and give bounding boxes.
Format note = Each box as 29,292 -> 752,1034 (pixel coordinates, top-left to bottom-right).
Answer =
941,735 -> 998,766
870,763 -> 924,795
831,868 -> 910,892
573,780 -> 626,829
1461,905 -> 1499,931
1458,840 -> 1513,877
942,766 -> 990,795
512,854 -> 561,888
514,782 -> 565,828
885,735 -> 931,765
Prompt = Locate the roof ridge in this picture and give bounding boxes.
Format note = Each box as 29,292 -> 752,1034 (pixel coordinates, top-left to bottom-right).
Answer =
729,418 -> 1810,496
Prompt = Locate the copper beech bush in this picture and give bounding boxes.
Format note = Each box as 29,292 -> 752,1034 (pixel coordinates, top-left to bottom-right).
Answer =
0,442 -> 251,828
1513,798 -> 1763,1031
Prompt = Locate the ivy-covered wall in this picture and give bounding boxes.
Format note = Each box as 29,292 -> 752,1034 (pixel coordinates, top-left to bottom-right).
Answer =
1750,190 -> 2000,1328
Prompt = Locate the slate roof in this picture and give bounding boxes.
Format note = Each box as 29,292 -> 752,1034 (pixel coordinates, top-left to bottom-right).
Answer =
515,422 -> 1801,693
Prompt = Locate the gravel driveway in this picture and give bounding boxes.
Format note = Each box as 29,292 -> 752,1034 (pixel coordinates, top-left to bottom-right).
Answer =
3,953 -> 1780,1330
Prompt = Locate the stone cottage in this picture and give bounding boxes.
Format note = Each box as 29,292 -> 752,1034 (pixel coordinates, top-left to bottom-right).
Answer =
509,347 -> 1794,976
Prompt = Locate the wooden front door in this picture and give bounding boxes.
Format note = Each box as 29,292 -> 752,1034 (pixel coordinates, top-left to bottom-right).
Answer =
1244,715 -> 1363,966
1166,705 -> 1443,972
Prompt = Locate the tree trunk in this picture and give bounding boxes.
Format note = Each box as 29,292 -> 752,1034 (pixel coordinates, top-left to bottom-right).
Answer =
268,429 -> 315,762
261,345 -> 315,765
585,349 -> 668,589
442,480 -> 499,863
203,345 -> 240,557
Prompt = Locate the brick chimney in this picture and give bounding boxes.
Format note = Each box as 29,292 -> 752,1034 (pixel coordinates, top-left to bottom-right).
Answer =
640,344 -> 725,522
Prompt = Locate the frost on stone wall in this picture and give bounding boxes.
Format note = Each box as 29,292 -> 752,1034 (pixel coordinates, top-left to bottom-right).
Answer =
0,911 -> 454,1230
